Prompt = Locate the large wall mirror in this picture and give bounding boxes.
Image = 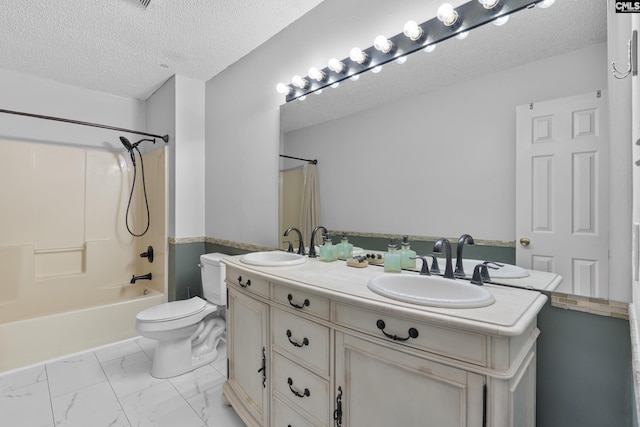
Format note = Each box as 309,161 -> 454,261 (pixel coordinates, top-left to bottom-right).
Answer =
280,0 -> 618,298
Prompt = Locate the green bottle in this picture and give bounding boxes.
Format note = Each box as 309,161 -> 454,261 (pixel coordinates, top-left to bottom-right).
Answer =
399,235 -> 417,269
336,234 -> 354,260
384,239 -> 402,273
319,236 -> 338,262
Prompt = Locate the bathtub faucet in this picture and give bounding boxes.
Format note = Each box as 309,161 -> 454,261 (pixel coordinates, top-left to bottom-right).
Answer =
131,273 -> 152,284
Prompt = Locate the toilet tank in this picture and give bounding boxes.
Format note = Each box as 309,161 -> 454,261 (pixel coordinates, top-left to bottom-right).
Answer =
200,253 -> 227,305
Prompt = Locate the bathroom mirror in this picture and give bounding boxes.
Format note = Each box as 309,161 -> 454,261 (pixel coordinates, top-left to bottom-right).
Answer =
279,0 -> 610,296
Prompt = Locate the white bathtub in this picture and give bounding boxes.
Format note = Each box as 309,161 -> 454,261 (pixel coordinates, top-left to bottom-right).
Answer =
0,284 -> 164,372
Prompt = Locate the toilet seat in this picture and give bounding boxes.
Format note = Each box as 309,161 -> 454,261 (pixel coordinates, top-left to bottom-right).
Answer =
137,296 -> 207,322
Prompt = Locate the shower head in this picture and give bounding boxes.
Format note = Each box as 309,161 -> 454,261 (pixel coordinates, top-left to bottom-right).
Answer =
119,136 -> 136,165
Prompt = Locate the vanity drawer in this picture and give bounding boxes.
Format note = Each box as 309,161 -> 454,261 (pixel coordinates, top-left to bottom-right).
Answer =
272,284 -> 330,320
334,302 -> 488,367
272,308 -> 330,377
272,352 -> 330,425
272,396 -> 318,427
226,267 -> 270,298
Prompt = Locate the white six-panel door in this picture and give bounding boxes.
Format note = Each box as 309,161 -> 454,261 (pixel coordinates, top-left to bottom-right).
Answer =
515,92 -> 609,298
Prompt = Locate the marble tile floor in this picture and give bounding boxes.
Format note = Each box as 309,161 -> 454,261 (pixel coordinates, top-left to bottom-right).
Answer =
0,337 -> 246,427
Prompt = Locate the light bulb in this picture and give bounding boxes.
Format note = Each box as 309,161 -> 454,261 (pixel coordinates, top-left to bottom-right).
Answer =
315,89 -> 323,95
478,0 -> 500,8
291,75 -> 307,89
308,67 -> 325,82
493,15 -> 509,26
396,56 -> 407,65
373,35 -> 393,53
328,58 -> 345,73
349,47 -> 367,64
331,82 -> 340,89
403,20 -> 423,41
276,83 -> 291,95
372,66 -> 382,73
437,3 -> 458,26
455,31 -> 469,40
538,0 -> 555,8
298,95 -> 306,101
424,44 -> 436,53
351,74 -> 360,81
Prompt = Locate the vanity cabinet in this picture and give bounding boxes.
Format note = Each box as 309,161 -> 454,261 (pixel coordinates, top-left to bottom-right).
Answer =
222,257 -> 546,427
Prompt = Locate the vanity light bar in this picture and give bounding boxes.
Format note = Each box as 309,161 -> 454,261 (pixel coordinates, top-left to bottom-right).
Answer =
278,0 -> 551,102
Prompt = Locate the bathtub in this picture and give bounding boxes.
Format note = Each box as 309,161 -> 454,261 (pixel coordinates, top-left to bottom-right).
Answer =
0,284 -> 164,372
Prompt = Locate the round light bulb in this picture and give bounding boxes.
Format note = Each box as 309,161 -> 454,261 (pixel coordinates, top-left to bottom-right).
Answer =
291,75 -> 307,89
372,66 -> 382,74
349,47 -> 367,64
308,67 -> 325,82
315,89 -> 323,95
328,58 -> 345,73
351,74 -> 360,81
276,83 -> 291,95
478,0 -> 500,8
396,56 -> 407,65
331,82 -> 340,89
424,44 -> 436,53
298,95 -> 307,101
493,15 -> 509,26
455,31 -> 469,40
538,0 -> 555,8
373,35 -> 393,53
437,3 -> 458,26
403,20 -> 423,41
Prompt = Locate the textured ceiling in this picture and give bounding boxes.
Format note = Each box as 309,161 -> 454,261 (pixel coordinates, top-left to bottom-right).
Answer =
0,0 -> 324,100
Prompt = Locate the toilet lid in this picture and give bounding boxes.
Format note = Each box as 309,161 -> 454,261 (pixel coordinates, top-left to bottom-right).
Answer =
137,297 -> 207,322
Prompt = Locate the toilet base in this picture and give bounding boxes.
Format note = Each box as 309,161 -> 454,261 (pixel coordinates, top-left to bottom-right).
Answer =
149,316 -> 226,379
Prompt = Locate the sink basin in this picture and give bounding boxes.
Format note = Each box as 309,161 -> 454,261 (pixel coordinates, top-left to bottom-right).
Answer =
434,258 -> 529,279
367,274 -> 495,308
240,251 -> 307,267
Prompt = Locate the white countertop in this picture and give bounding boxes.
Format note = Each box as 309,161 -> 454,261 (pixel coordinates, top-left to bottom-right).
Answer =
223,254 -> 550,337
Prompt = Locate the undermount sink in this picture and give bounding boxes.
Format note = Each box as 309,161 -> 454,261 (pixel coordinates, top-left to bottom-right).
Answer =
367,274 -> 495,308
435,258 -> 529,279
240,251 -> 307,267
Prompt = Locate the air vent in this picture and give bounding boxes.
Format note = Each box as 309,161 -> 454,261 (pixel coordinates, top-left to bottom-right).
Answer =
138,0 -> 151,7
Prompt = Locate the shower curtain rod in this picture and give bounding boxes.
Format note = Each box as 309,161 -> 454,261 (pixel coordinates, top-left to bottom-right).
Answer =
0,108 -> 170,142
279,154 -> 317,164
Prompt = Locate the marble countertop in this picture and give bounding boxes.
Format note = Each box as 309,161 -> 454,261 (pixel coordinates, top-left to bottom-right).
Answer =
223,254 -> 549,337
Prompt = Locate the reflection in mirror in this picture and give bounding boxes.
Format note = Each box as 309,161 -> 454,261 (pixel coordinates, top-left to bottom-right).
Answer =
279,0 -> 608,297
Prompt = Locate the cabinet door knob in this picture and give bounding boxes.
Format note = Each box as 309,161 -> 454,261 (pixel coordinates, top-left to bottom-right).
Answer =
519,237 -> 531,247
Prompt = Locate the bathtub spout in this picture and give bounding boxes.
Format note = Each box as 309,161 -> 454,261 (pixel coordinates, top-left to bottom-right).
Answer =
131,273 -> 152,284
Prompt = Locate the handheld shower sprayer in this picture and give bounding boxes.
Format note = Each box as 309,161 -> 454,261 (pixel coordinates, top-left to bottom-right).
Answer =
119,135 -> 157,237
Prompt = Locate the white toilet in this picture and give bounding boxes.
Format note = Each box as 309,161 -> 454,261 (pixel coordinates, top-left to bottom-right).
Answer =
135,252 -> 227,379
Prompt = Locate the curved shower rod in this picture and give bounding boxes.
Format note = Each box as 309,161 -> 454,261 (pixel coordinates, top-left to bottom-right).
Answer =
0,108 -> 169,143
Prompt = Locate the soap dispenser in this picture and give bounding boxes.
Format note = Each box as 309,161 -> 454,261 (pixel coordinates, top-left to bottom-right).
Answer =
384,239 -> 402,273
399,235 -> 417,269
319,235 -> 338,262
336,234 -> 354,260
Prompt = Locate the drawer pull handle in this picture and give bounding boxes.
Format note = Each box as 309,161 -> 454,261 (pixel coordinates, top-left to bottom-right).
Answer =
237,276 -> 251,288
286,329 -> 310,348
287,377 -> 310,398
376,319 -> 419,342
287,294 -> 310,309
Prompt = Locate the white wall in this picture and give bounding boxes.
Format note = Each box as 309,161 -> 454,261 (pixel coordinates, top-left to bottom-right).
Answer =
0,68 -> 145,149
283,44 -> 608,241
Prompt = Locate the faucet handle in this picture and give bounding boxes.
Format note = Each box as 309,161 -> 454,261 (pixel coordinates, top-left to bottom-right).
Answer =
411,256 -> 430,275
471,263 -> 499,285
428,255 -> 440,274
283,240 -> 294,253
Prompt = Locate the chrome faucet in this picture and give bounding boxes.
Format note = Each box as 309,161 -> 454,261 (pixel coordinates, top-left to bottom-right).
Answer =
455,234 -> 475,278
308,225 -> 327,258
131,272 -> 152,284
433,238 -> 454,279
283,227 -> 305,255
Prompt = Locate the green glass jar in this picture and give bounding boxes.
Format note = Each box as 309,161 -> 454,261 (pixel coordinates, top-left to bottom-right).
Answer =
319,236 -> 338,262
384,239 -> 401,273
399,235 -> 417,269
336,234 -> 354,260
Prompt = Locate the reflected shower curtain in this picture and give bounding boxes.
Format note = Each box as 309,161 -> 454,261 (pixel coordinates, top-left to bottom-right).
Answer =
300,163 -> 321,246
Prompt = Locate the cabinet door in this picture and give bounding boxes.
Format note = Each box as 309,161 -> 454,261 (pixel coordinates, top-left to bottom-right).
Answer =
335,332 -> 485,427
227,287 -> 269,426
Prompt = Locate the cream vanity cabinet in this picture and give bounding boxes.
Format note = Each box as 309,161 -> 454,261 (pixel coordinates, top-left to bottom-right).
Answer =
222,256 -> 546,427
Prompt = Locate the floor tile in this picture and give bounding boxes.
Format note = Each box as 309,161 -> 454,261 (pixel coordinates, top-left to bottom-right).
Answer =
102,351 -> 164,398
0,380 -> 54,427
187,384 -> 246,427
0,364 -> 47,394
51,380 -> 130,427
94,338 -> 142,364
119,381 -> 204,427
169,364 -> 226,400
135,337 -> 156,359
46,352 -> 106,398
